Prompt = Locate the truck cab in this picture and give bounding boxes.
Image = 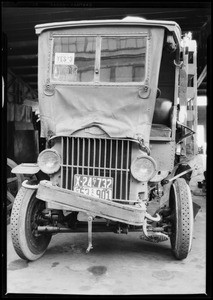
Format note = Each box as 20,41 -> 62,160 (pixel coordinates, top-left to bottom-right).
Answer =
11,17 -> 197,261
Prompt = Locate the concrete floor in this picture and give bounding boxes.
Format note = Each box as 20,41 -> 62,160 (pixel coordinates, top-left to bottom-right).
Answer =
6,159 -> 206,295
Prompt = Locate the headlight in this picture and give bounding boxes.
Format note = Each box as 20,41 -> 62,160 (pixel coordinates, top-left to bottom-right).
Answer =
131,155 -> 157,182
37,149 -> 61,174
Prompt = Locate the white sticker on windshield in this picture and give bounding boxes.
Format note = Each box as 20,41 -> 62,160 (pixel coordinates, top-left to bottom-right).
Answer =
55,53 -> 75,65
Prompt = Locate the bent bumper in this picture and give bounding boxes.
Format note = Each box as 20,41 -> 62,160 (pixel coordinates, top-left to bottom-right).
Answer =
36,180 -> 146,226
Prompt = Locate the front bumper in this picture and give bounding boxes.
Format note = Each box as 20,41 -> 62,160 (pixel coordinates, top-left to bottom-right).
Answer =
36,180 -> 146,226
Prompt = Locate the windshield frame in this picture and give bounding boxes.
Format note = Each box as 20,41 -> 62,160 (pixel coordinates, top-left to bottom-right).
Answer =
49,32 -> 149,86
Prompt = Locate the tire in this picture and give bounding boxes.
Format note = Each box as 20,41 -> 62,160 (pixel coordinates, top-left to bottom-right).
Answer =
169,178 -> 194,260
7,191 -> 14,225
11,186 -> 52,261
7,158 -> 24,223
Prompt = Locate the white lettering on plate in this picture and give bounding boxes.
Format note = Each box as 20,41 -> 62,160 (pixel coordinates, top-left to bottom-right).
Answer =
55,53 -> 75,65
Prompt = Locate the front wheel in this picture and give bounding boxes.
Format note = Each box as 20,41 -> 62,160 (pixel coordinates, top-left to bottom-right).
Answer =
7,158 -> 24,223
11,187 -> 52,261
169,178 -> 194,260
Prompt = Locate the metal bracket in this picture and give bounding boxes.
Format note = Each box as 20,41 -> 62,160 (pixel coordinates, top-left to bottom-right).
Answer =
22,180 -> 39,189
86,215 -> 94,253
44,79 -> 55,96
145,212 -> 161,222
138,138 -> 151,156
138,85 -> 151,99
176,121 -> 195,144
174,60 -> 183,68
161,167 -> 195,185
140,218 -> 169,243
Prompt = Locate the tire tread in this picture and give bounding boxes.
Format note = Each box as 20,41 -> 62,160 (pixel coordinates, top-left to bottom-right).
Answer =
11,187 -> 28,260
171,178 -> 193,260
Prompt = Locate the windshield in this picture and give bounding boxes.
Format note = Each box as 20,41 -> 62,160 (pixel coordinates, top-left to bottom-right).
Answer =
100,36 -> 146,82
52,36 -> 96,82
51,35 -> 147,83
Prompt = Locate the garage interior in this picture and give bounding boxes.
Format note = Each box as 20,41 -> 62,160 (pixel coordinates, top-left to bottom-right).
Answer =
2,3 -> 211,295
2,3 -> 210,165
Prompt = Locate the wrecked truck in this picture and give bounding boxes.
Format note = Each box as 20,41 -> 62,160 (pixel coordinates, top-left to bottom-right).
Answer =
11,17 -> 198,261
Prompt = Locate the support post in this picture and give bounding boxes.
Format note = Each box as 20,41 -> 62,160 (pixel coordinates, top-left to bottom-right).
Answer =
86,216 -> 94,253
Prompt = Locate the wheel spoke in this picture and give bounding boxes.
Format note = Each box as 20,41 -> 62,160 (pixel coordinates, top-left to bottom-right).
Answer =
7,177 -> 18,184
7,203 -> 13,212
7,191 -> 15,204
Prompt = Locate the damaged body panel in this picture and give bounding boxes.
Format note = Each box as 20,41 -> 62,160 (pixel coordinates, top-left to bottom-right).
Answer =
37,180 -> 147,226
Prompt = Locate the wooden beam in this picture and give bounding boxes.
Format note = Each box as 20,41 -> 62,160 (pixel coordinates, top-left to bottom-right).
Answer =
9,40 -> 37,48
8,68 -> 38,95
8,54 -> 38,61
11,65 -> 38,70
197,65 -> 207,88
8,48 -> 37,56
20,74 -> 37,79
3,7 -> 210,29
27,82 -> 38,85
8,40 -> 38,55
198,89 -> 206,96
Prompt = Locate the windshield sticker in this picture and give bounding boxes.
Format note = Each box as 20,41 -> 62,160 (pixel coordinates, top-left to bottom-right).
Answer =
55,53 -> 75,65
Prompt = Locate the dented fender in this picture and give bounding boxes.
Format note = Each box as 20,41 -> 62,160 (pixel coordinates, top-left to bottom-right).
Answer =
12,163 -> 40,175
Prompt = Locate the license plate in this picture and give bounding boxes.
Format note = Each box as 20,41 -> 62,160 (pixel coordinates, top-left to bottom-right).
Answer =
74,174 -> 113,200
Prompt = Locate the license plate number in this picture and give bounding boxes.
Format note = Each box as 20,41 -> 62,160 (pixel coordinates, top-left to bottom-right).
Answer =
74,175 -> 113,200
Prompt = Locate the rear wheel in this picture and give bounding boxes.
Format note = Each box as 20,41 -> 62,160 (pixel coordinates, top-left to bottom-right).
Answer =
11,187 -> 52,261
169,178 -> 194,260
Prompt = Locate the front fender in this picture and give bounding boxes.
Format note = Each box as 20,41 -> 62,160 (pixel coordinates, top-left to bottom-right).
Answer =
12,163 -> 40,175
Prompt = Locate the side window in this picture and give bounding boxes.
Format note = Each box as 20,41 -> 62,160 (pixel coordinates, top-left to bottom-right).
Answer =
52,36 -> 96,82
100,36 -> 147,82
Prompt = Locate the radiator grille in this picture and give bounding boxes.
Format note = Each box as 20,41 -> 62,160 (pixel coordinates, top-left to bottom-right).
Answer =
60,137 -> 132,200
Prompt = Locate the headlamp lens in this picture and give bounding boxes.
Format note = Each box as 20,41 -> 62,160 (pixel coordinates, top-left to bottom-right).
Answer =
38,149 -> 60,174
131,156 -> 156,181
